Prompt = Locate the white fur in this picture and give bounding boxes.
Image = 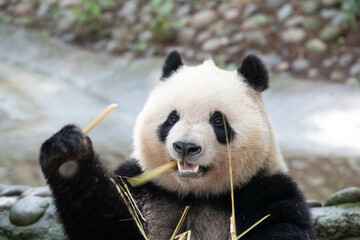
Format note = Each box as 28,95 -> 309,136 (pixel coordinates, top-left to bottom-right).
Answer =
132,59 -> 288,196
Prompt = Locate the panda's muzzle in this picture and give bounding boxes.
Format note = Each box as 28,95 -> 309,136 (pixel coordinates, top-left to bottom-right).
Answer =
173,141 -> 202,157
172,141 -> 205,178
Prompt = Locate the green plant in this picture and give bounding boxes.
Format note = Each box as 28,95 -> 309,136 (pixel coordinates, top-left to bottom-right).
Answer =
142,0 -> 182,42
73,0 -> 112,23
342,0 -> 360,23
216,59 -> 237,71
52,7 -> 61,20
133,42 -> 148,53
346,77 -> 359,86
69,0 -> 113,39
252,14 -> 272,25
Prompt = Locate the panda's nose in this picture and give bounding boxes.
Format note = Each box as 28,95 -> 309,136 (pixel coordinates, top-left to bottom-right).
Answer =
173,141 -> 202,157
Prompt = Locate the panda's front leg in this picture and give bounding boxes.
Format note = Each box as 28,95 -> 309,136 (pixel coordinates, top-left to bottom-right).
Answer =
39,124 -> 142,240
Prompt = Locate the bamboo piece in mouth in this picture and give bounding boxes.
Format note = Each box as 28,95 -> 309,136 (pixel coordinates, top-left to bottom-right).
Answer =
82,103 -> 118,135
127,161 -> 178,187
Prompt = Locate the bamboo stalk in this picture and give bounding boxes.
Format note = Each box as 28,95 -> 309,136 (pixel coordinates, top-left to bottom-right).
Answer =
127,161 -> 178,187
82,103 -> 118,135
186,231 -> 191,240
230,216 -> 237,240
237,214 -> 271,239
170,206 -> 190,240
175,230 -> 191,240
222,114 -> 237,240
119,177 -> 146,221
109,177 -> 148,240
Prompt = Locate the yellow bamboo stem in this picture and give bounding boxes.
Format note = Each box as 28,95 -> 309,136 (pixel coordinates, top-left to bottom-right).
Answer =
109,177 -> 148,240
119,177 -> 146,221
170,206 -> 190,240
230,216 -> 237,240
127,161 -> 178,187
175,230 -> 191,240
237,214 -> 271,239
223,114 -> 237,239
82,103 -> 118,135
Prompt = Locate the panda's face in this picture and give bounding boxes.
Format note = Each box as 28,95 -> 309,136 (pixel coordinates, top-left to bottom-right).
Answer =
132,52 -> 286,196
162,109 -> 234,177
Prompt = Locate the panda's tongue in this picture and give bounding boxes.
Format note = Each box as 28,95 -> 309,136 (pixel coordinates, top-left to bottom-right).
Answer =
177,161 -> 199,173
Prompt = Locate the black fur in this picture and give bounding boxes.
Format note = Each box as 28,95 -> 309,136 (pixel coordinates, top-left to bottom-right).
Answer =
238,54 -> 269,92
39,126 -> 315,240
158,110 -> 179,142
161,51 -> 183,80
209,111 -> 235,144
39,125 -> 142,240
234,172 -> 316,239
116,159 -> 143,178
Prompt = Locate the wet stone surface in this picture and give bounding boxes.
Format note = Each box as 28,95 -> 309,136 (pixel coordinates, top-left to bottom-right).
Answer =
0,189 -> 66,240
307,199 -> 322,208
21,186 -> 51,197
0,184 -> 8,191
319,25 -> 342,41
305,38 -> 327,53
324,187 -> 360,206
0,185 -> 30,197
312,202 -> 360,239
0,197 -> 17,210
10,196 -> 50,226
308,188 -> 360,239
291,59 -> 310,71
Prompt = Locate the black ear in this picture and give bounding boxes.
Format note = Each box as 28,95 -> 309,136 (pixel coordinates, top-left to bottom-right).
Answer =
238,54 -> 269,92
161,51 -> 183,80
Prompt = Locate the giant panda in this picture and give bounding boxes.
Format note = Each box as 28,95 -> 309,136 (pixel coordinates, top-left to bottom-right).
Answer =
39,51 -> 316,240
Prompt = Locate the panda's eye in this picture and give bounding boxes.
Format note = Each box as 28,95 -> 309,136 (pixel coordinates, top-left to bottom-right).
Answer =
167,113 -> 179,125
212,116 -> 224,127
211,111 -> 225,128
210,111 -> 235,144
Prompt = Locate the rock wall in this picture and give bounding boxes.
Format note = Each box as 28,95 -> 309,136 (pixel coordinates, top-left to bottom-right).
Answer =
311,187 -> 360,239
0,184 -> 359,240
0,185 -> 65,240
0,0 -> 359,82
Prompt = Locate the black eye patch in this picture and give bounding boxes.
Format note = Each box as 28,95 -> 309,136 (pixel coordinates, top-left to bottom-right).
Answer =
210,111 -> 235,145
158,110 -> 179,142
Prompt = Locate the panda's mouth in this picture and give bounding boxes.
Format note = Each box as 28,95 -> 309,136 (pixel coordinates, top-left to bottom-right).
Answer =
176,161 -> 205,178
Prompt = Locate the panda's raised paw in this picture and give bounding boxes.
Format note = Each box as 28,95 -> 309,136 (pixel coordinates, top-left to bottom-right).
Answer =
39,124 -> 93,176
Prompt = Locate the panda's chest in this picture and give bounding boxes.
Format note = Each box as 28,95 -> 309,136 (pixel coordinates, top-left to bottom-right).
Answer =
141,197 -> 230,240
183,204 -> 230,239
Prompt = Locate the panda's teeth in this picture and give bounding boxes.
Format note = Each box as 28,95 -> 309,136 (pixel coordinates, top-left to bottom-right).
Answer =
177,161 -> 184,172
177,161 -> 200,173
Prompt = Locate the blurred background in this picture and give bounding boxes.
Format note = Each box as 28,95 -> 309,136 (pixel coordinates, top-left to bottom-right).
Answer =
0,0 -> 359,202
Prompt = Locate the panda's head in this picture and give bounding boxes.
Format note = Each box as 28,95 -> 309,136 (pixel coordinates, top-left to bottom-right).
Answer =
132,51 -> 287,196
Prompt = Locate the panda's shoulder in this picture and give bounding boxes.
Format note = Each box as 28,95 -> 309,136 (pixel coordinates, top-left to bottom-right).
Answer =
115,159 -> 143,178
236,171 -> 307,208
236,171 -> 313,228
242,171 -> 304,202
